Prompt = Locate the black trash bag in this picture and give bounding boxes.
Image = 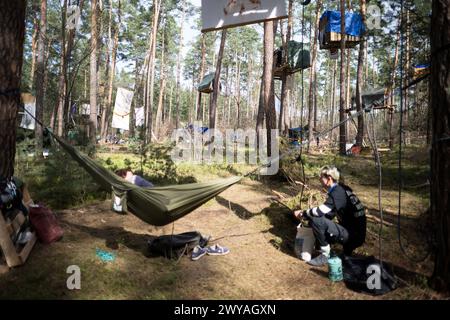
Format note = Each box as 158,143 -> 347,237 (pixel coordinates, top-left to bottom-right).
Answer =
147,231 -> 210,260
342,255 -> 397,296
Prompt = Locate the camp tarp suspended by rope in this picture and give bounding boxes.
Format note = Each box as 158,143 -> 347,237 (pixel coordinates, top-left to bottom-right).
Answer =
361,89 -> 386,106
197,73 -> 216,93
51,134 -> 242,226
274,41 -> 311,78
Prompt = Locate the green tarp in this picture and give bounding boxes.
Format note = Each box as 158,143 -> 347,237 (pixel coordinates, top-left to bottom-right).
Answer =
361,89 -> 386,106
52,134 -> 242,226
197,73 -> 216,93
275,41 -> 311,72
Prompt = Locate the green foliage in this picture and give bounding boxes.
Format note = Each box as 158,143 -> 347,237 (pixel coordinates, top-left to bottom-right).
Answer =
15,147 -> 108,210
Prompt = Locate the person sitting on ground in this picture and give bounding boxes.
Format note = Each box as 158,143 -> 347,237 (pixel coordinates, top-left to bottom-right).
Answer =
293,166 -> 366,267
115,168 -> 154,188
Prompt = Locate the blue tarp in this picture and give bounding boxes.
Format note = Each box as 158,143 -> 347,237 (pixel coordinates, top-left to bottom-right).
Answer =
414,64 -> 430,69
187,124 -> 208,134
320,11 -> 364,37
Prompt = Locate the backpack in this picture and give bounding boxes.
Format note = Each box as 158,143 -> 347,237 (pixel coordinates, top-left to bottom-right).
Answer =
0,177 -> 27,218
341,184 -> 366,219
147,231 -> 210,260
337,184 -> 367,249
29,204 -> 64,244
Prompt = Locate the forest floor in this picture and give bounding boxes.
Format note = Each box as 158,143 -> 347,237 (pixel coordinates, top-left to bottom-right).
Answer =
0,144 -> 447,300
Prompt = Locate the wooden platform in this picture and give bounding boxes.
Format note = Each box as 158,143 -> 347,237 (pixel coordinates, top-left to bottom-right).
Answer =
319,31 -> 361,49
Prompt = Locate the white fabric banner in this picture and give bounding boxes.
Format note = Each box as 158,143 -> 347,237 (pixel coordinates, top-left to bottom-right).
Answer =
20,100 -> 36,130
201,0 -> 287,32
81,103 -> 90,115
135,107 -> 144,127
111,87 -> 134,130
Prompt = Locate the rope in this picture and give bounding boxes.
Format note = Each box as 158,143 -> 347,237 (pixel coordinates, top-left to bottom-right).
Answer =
364,111 -> 384,272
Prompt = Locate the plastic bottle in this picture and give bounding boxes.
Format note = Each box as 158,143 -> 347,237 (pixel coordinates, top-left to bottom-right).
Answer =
328,255 -> 343,282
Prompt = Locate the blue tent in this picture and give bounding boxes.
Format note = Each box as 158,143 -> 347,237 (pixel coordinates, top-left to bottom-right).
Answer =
320,11 -> 365,37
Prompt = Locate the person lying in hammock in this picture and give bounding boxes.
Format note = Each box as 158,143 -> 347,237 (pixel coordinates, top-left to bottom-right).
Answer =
293,166 -> 366,267
115,169 -> 154,188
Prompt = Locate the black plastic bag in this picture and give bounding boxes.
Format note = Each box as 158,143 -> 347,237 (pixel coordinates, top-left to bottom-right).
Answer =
147,231 -> 210,260
342,255 -> 397,296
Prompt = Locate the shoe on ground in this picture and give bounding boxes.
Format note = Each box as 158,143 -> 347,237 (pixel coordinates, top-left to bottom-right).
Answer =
17,230 -> 33,245
307,254 -> 328,267
206,244 -> 230,256
191,245 -> 207,261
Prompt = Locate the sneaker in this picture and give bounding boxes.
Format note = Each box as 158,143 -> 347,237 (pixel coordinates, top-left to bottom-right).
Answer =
191,245 -> 207,261
17,230 -> 33,245
205,244 -> 230,256
307,254 -> 328,267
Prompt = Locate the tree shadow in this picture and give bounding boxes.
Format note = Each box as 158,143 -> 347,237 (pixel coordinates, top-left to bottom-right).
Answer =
260,203 -> 299,257
64,221 -> 152,257
215,195 -> 258,220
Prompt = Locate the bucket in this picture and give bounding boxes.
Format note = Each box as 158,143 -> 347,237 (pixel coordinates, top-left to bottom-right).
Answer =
328,255 -> 343,282
294,223 -> 314,262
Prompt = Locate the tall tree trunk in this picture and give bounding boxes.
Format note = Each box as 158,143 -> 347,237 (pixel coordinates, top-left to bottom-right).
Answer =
34,0 -> 47,157
388,29 -> 401,149
0,1 -> 26,179
57,0 -> 67,137
307,0 -> 322,151
100,0 -> 112,141
330,60 -> 337,129
404,10 -> 411,145
429,0 -> 450,293
89,0 -> 99,145
101,0 -> 120,140
129,59 -> 140,138
339,0 -> 347,155
263,21 -> 277,157
209,29 -> 226,131
278,3 -> 293,135
235,50 -> 241,128
196,34 -> 206,121
145,0 -> 161,143
174,0 -> 186,129
29,11 -> 39,92
355,0 -> 366,146
155,23 -> 166,138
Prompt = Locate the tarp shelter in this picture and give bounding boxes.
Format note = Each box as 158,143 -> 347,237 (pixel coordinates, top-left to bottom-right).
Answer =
319,10 -> 364,49
197,73 -> 218,93
361,89 -> 386,107
274,41 -> 311,78
413,63 -> 430,79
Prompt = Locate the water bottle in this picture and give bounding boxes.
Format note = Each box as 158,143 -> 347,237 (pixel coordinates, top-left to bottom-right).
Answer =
328,255 -> 343,282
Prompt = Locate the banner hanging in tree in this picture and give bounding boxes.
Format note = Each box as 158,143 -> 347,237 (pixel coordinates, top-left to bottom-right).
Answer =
201,0 -> 287,32
111,87 -> 134,130
20,93 -> 36,130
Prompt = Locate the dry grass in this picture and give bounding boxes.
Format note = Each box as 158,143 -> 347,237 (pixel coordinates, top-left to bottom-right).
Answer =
1,145 -> 446,300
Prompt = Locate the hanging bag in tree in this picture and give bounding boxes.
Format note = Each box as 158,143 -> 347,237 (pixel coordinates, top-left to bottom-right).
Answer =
112,187 -> 127,214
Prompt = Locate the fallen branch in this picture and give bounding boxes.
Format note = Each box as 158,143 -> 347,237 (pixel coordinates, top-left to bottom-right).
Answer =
366,213 -> 395,227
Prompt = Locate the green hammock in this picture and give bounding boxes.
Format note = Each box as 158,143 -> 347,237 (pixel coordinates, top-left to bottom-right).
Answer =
52,135 -> 242,226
